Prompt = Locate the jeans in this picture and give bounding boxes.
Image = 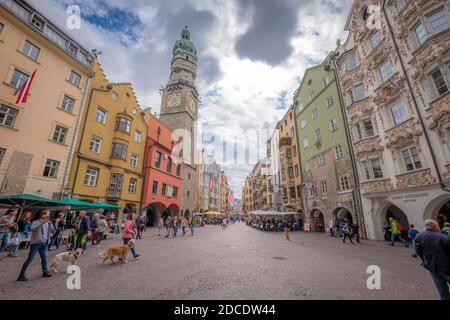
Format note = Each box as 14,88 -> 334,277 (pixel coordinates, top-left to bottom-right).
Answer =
190,225 -> 195,236
173,227 -> 178,237
49,231 -> 60,249
390,233 -> 408,246
429,271 -> 450,300
411,239 -> 418,257
20,242 -> 49,276
0,232 -> 11,252
123,238 -> 137,258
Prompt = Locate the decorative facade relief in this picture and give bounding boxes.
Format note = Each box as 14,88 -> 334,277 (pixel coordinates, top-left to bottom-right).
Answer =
385,118 -> 423,149
396,168 -> 437,190
361,179 -> 394,194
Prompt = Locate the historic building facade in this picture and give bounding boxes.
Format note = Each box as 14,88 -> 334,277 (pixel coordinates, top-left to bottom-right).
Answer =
159,27 -> 199,217
279,107 -> 302,212
69,58 -> 148,212
266,125 -> 283,211
198,149 -> 221,211
294,55 -> 361,232
142,113 -> 182,225
0,0 -> 92,199
334,0 -> 450,240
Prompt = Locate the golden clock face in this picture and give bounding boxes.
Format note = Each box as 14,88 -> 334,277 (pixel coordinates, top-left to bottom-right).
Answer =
189,98 -> 196,114
167,93 -> 182,108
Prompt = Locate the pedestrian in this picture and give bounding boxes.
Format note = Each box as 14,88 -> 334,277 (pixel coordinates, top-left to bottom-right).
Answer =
135,214 -> 144,239
122,213 -> 140,259
442,222 -> 450,236
73,211 -> 90,252
350,222 -> 361,244
283,220 -> 290,240
96,214 -> 110,245
165,217 -> 173,238
173,216 -> 179,238
389,217 -> 408,247
408,224 -> 419,258
328,219 -> 334,237
0,209 -> 18,252
17,209 -> 56,281
17,211 -> 32,249
49,212 -> 65,250
189,216 -> 195,236
181,216 -> 187,236
415,219 -> 450,300
342,220 -> 353,244
158,216 -> 164,237
2,228 -> 20,258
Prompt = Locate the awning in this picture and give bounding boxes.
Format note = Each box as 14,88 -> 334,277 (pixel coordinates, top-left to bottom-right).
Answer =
93,202 -> 123,209
0,194 -> 65,210
203,211 -> 224,216
250,210 -> 303,216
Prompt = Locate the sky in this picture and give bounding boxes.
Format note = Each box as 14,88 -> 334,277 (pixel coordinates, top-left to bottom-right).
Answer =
30,0 -> 352,198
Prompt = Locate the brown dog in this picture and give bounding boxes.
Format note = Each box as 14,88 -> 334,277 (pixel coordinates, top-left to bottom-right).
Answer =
98,239 -> 136,264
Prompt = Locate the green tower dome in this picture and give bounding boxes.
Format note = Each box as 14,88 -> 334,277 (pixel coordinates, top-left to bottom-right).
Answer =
173,26 -> 198,61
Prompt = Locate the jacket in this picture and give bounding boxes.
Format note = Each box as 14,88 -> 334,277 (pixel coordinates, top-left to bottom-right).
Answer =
415,230 -> 450,275
30,220 -> 56,245
78,216 -> 90,235
122,220 -> 135,239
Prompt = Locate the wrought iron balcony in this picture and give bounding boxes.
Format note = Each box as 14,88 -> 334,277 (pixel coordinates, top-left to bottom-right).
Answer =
106,189 -> 122,200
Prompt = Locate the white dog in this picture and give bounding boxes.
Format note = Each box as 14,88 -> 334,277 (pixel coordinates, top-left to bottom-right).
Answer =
49,249 -> 83,273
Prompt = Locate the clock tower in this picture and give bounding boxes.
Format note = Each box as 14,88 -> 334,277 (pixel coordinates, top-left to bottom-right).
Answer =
159,26 -> 199,216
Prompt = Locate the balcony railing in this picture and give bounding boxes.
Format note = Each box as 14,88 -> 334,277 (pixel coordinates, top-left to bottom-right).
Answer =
106,189 -> 121,200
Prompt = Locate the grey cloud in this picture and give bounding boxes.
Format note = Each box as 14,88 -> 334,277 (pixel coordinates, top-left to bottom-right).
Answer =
234,0 -> 299,66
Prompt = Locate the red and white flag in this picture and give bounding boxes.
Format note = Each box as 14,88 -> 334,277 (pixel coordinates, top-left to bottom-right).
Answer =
209,177 -> 215,190
15,70 -> 36,105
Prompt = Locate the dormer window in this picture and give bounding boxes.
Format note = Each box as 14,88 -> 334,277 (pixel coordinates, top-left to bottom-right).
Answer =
30,13 -> 45,31
67,42 -> 79,56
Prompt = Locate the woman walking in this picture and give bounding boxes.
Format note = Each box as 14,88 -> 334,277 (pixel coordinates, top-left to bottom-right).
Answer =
158,216 -> 164,237
17,212 -> 32,249
96,214 -> 110,245
122,213 -> 140,259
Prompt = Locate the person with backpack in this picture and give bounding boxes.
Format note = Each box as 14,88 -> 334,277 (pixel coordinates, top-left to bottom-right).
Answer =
408,224 -> 419,258
389,217 -> 408,247
350,222 -> 361,244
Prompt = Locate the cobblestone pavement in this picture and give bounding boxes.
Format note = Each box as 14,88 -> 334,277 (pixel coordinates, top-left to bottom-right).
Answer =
0,223 -> 438,300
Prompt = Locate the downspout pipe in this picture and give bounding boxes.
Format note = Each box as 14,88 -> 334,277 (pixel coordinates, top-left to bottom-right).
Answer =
382,0 -> 449,193
329,55 -> 367,239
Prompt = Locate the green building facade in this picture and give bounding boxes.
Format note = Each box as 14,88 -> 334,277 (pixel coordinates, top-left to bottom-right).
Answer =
294,54 -> 361,233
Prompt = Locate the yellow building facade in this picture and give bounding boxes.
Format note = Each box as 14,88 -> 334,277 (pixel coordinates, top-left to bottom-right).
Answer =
68,58 -> 148,212
0,0 -> 92,199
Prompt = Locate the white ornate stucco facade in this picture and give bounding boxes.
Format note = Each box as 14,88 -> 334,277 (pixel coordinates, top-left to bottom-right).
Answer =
335,0 -> 450,240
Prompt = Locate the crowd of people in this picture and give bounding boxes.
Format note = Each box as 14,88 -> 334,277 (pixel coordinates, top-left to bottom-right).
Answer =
0,207 -> 146,281
248,217 -> 303,232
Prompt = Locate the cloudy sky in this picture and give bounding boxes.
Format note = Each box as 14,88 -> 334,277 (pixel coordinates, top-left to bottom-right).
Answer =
30,0 -> 352,198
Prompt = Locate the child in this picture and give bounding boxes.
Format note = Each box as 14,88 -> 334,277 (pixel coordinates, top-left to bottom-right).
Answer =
2,228 -> 20,258
407,224 -> 419,258
442,222 -> 450,236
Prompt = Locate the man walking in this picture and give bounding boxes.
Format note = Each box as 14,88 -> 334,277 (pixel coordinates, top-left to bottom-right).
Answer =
0,209 -> 18,252
389,217 -> 408,247
17,210 -> 56,281
415,219 -> 450,300
74,211 -> 90,251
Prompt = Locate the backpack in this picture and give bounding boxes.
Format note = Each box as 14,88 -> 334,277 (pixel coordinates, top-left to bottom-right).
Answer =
397,223 -> 403,232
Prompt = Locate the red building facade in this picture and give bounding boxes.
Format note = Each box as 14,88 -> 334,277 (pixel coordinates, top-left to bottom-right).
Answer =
142,114 -> 182,226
